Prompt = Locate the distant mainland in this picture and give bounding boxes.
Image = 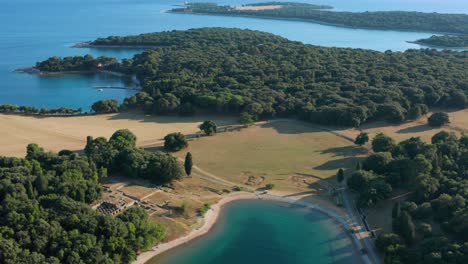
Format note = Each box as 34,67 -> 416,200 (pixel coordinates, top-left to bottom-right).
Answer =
169,2 -> 468,48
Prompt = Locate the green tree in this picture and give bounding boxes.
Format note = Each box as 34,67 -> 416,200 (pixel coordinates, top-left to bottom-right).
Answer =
337,168 -> 345,183
398,211 -> 416,244
164,133 -> 188,151
199,120 -> 217,135
239,112 -> 255,126
110,129 -> 137,150
392,201 -> 401,218
184,152 -> 193,177
362,152 -> 392,174
428,112 -> 450,127
354,132 -> 369,146
91,99 -> 119,113
372,133 -> 396,152
84,136 -> 94,157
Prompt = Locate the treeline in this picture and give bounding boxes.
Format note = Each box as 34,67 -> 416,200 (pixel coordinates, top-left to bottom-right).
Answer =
70,28 -> 468,127
0,142 -> 165,263
171,2 -> 468,34
35,55 -> 118,72
348,132 -> 468,263
0,104 -> 82,115
415,35 -> 468,48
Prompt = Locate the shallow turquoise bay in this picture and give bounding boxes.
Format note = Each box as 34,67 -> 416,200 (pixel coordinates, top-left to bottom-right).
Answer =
150,200 -> 361,264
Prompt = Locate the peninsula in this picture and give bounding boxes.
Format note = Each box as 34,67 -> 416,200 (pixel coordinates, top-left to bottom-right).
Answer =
412,34 -> 468,48
65,28 -> 468,127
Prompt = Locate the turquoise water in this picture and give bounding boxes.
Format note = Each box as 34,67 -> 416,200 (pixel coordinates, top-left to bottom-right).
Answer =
1,0 -> 467,110
150,200 -> 360,264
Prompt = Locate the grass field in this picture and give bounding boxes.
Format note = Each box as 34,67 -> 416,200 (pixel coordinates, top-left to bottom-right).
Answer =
176,120 -> 367,192
0,112 -> 235,157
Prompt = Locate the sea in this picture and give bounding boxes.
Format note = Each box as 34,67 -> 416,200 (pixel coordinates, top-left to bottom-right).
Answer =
1,0 -> 467,110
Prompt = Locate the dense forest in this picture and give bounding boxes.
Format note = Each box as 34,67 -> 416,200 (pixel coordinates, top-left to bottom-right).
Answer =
0,129 -> 183,263
35,55 -> 118,72
415,35 -> 468,48
40,28 -> 468,126
350,132 -> 468,263
171,2 -> 468,34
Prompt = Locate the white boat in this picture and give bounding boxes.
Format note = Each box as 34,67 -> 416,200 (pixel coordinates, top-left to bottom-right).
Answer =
98,89 -> 104,92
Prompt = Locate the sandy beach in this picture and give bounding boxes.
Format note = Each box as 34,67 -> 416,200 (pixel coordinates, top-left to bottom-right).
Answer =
133,192 -> 257,264
134,191 -> 372,264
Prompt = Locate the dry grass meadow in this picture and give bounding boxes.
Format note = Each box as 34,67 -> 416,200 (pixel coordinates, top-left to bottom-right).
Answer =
0,112 -> 235,157
176,120 -> 368,192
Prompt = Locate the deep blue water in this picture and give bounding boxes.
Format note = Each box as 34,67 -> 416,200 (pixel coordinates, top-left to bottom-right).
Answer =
1,0 -> 467,110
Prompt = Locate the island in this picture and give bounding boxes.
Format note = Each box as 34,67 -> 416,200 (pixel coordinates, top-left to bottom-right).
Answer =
169,2 -> 468,35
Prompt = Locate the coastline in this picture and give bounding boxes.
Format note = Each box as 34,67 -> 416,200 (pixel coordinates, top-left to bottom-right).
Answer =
134,191 -> 372,264
14,67 -> 141,89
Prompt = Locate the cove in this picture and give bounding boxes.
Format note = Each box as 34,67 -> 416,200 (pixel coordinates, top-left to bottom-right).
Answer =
149,200 -> 361,264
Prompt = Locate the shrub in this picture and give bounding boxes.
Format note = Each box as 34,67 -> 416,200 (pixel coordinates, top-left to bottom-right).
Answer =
199,120 -> 217,135
428,112 -> 450,127
164,132 -> 188,151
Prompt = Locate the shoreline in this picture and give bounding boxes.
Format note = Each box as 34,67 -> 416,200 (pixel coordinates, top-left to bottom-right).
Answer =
14,67 -> 141,89
133,191 -> 372,264
133,192 -> 257,264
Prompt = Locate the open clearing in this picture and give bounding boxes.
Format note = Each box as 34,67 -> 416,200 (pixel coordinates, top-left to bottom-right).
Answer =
175,120 -> 367,192
0,112 -> 235,157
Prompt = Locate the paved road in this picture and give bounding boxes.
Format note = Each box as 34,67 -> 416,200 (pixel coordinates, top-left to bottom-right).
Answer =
341,188 -> 381,264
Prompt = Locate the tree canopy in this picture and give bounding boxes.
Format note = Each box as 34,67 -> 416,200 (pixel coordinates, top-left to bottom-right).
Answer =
355,132 -> 468,263
0,144 -> 165,263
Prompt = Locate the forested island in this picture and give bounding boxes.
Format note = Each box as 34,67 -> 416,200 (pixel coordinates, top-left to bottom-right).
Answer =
353,132 -> 468,263
0,129 -> 182,262
413,35 -> 468,48
170,2 -> 468,35
44,28 -> 468,127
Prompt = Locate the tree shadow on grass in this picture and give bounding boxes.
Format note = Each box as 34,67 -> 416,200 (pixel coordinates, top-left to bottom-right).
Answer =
396,124 -> 434,134
319,146 -> 367,157
260,120 -> 325,134
313,157 -> 364,171
144,146 -> 165,152
105,110 -> 238,125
